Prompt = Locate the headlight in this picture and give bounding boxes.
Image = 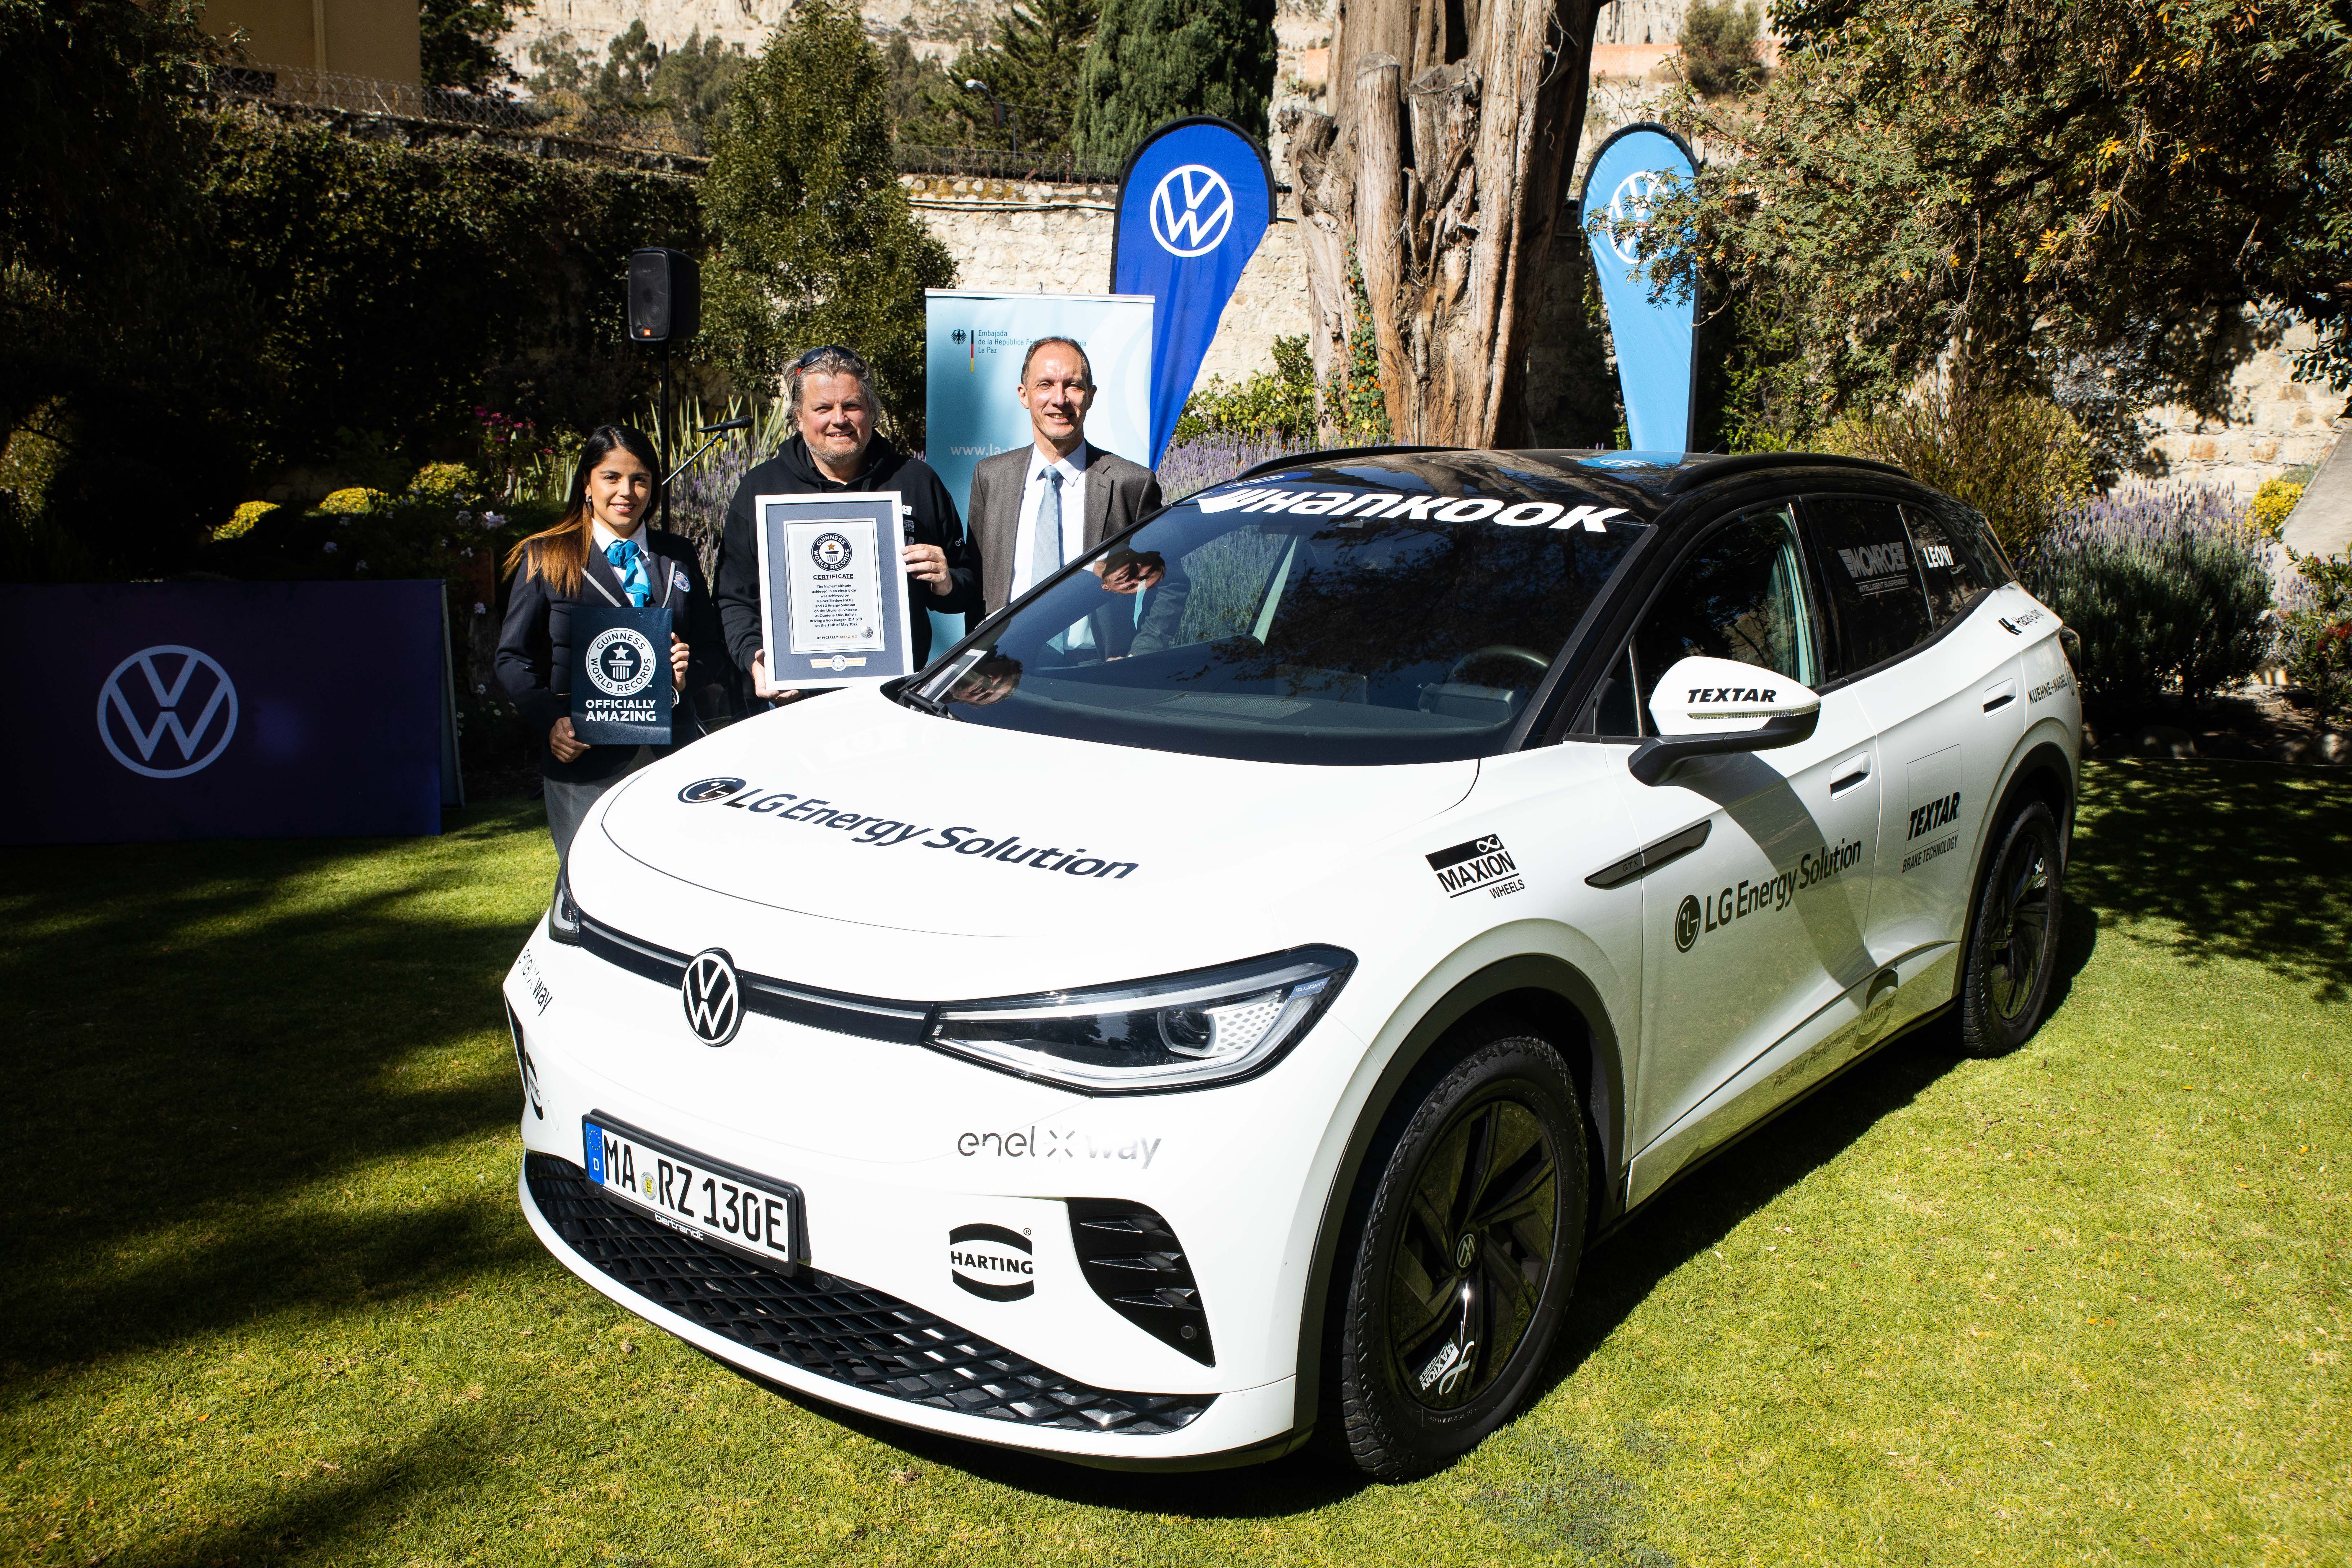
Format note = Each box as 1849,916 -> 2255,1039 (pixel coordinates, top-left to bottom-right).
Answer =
927,946 -> 1355,1093
547,869 -> 582,945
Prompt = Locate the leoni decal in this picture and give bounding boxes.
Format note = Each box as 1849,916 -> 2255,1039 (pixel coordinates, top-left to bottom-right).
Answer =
1426,834 -> 1524,900
674,778 -> 1140,879
1191,485 -> 1629,531
957,1126 -> 1164,1168
949,1222 -> 1035,1301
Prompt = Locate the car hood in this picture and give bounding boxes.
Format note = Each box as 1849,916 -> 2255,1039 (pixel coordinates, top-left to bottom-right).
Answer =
589,687 -> 1479,946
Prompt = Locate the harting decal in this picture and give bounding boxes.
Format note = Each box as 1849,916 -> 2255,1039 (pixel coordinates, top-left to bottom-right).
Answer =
1675,839 -> 1863,953
1428,834 -> 1524,899
682,779 -> 1142,879
949,1223 -> 1035,1301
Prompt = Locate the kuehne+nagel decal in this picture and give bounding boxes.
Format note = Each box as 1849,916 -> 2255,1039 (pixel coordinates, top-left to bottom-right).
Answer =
1427,834 -> 1524,900
949,1222 -> 1035,1301
672,777 -> 1140,879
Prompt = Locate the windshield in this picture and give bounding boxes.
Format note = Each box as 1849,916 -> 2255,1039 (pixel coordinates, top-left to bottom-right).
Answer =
914,459 -> 1651,764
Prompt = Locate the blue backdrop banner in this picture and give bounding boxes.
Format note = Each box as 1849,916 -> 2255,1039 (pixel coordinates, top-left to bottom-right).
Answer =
1110,117 -> 1275,465
1581,124 -> 1701,454
1,581 -> 455,845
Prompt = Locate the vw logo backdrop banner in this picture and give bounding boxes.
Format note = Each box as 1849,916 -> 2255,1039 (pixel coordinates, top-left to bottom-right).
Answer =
1579,124 -> 1701,454
1110,117 -> 1275,465
2,580 -> 454,845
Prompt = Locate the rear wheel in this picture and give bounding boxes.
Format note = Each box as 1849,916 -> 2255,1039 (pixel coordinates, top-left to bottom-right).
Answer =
1956,798 -> 2065,1057
1331,1027 -> 1587,1480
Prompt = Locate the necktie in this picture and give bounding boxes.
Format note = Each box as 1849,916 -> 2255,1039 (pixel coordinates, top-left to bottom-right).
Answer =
606,538 -> 650,607
1030,467 -> 1063,592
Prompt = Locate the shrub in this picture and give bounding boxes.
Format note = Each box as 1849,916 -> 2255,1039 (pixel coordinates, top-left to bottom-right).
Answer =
318,487 -> 391,517
2020,487 -> 2276,713
215,501 -> 279,540
1174,336 -> 1317,445
1678,1 -> 1767,98
2278,550 -> 2352,722
2245,478 -> 2304,540
1819,377 -> 2096,553
1154,433 -> 1316,502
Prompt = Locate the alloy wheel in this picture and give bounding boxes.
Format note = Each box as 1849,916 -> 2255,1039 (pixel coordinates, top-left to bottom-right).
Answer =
1385,1093 -> 1559,1412
1986,832 -> 2053,1021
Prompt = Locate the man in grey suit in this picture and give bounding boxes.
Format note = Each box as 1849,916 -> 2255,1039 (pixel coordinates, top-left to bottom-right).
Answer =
968,336 -> 1164,622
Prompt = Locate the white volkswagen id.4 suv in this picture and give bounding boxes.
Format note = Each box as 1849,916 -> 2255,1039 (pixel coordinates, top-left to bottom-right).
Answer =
504,448 -> 2082,1479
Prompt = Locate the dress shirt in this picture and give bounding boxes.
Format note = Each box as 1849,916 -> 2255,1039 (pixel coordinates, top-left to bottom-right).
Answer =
1009,443 -> 1090,600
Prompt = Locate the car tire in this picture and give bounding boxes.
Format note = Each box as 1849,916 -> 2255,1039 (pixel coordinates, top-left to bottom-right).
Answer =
1955,798 -> 2066,1057
1330,1026 -> 1589,1480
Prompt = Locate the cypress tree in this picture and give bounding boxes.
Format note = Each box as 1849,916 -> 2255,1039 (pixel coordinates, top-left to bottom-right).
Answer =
701,0 -> 956,440
1073,0 -> 1277,168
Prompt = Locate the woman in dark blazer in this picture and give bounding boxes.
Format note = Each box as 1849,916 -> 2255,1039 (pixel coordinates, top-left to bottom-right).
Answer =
496,424 -> 725,865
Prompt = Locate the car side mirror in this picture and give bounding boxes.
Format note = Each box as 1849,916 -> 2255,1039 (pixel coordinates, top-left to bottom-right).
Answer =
1629,655 -> 1821,785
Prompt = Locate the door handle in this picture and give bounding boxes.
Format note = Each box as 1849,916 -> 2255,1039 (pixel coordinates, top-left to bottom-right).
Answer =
1982,679 -> 2018,713
1829,754 -> 1871,794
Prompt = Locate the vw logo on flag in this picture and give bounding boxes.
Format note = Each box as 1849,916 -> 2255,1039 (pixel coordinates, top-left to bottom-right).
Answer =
682,949 -> 744,1046
1604,169 -> 1675,265
96,645 -> 239,779
1150,164 -> 1236,257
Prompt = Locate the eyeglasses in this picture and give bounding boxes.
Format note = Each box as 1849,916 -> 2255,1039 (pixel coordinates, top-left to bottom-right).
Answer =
792,344 -> 864,371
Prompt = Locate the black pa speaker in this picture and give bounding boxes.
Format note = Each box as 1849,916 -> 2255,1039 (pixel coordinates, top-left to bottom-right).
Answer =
628,248 -> 700,343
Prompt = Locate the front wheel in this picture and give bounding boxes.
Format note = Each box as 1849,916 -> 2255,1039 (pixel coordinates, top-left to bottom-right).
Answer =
1956,798 -> 2066,1057
1331,1027 -> 1588,1480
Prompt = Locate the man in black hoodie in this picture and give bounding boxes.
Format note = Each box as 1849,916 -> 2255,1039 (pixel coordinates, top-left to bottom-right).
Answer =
713,344 -> 980,700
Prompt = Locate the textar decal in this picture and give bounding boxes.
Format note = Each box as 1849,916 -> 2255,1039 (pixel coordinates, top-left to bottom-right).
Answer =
672,778 -> 1140,879
956,1126 -> 1164,1168
1190,485 -> 1630,531
949,1222 -> 1034,1301
1907,790 -> 1961,841
1688,683 -> 1781,706
1427,834 -> 1524,900
1902,833 -> 1957,874
1673,839 -> 1863,953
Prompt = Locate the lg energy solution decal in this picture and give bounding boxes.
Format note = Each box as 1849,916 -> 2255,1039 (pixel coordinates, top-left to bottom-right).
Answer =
674,777 -> 1142,879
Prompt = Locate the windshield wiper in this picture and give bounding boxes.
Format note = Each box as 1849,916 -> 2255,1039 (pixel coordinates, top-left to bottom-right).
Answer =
897,684 -> 951,717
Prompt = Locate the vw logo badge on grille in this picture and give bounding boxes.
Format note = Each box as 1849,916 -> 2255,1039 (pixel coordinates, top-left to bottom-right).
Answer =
682,949 -> 743,1046
677,776 -> 748,804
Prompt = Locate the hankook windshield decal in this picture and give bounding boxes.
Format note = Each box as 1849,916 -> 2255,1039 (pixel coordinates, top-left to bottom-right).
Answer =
1190,485 -> 1629,530
674,777 -> 1139,879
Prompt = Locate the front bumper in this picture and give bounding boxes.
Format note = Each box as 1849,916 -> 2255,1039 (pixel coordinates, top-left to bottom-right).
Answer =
505,923 -> 1358,1464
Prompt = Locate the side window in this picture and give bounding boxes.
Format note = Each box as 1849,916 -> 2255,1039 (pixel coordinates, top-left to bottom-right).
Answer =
1901,501 -> 1992,629
1806,495 -> 1931,673
1929,496 -> 2015,589
1630,505 -> 1822,720
1583,646 -> 1643,738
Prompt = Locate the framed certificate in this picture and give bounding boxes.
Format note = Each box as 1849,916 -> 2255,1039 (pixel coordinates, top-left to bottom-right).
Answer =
753,491 -> 919,688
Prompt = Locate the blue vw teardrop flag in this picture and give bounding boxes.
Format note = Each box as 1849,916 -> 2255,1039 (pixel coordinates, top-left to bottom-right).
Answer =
1581,124 -> 1701,454
1112,117 -> 1275,465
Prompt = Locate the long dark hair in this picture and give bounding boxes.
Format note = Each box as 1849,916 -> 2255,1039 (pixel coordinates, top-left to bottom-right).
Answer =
504,424 -> 664,593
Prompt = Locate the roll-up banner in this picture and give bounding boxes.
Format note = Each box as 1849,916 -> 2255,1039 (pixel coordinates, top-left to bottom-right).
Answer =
2,580 -> 459,845
1110,117 -> 1275,466
924,289 -> 1155,643
1581,123 -> 1701,455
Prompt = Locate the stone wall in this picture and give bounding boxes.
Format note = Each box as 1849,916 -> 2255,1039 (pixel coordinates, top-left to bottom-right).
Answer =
2141,320 -> 2348,495
901,177 -> 1314,390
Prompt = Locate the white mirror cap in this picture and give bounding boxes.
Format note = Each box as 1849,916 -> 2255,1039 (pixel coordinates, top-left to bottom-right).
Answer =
1648,655 -> 1822,736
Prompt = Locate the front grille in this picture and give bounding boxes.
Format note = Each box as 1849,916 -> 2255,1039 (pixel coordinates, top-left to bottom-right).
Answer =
525,1154 -> 1213,1435
578,911 -> 929,1043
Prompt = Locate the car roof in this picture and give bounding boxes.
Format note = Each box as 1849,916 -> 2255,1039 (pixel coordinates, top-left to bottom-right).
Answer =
1222,446 -> 1914,525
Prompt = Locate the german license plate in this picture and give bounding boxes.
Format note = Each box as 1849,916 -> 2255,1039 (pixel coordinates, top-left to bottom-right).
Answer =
582,1113 -> 803,1270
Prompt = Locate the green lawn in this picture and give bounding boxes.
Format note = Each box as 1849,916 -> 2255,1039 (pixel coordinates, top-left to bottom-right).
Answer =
3,761 -> 2346,1566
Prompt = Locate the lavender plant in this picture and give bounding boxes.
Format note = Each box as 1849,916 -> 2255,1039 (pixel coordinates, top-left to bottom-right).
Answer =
1154,434 -> 1320,502
2019,486 -> 2276,713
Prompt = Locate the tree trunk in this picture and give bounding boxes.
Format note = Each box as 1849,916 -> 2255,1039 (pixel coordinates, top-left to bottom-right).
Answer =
1291,0 -> 1602,445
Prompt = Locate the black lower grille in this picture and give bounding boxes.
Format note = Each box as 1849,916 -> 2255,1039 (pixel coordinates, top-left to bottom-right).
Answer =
525,1154 -> 1213,1435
